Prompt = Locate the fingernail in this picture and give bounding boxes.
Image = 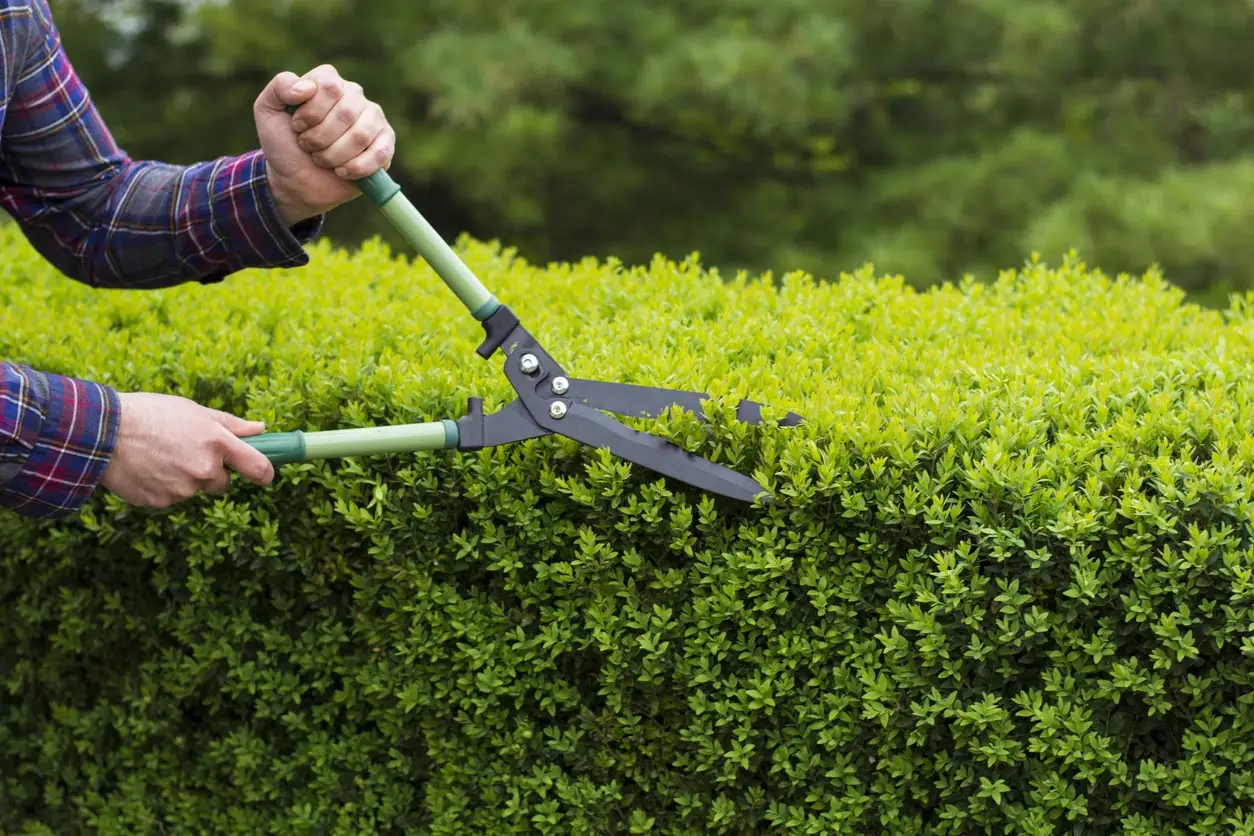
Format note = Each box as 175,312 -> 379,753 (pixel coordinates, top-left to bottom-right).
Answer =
335,166 -> 348,177
292,79 -> 315,94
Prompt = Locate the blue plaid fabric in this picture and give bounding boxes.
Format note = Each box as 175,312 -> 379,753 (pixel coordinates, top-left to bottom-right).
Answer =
0,0 -> 323,518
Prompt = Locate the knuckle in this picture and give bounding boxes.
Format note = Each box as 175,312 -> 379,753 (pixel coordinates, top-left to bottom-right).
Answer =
192,457 -> 221,481
350,124 -> 374,145
322,76 -> 344,97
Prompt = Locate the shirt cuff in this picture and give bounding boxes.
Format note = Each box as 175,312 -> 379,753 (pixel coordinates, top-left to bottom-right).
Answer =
196,149 -> 324,285
0,365 -> 120,519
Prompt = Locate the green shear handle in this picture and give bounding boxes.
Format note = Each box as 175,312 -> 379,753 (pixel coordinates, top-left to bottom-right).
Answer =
332,168 -> 499,321
245,423 -> 459,465
241,108 -> 495,463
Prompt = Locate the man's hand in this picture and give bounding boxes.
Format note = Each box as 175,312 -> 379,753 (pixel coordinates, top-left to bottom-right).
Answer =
254,64 -> 396,227
100,392 -> 275,509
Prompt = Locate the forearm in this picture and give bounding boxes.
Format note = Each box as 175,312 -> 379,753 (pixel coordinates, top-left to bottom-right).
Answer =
0,0 -> 324,290
0,362 -> 119,518
9,149 -> 322,290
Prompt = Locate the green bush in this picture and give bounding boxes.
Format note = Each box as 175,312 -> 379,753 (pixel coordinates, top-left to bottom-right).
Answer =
6,224 -> 1254,834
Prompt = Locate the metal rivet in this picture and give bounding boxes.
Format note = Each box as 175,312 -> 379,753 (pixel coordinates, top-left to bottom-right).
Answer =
551,376 -> 569,394
549,401 -> 567,419
520,353 -> 539,374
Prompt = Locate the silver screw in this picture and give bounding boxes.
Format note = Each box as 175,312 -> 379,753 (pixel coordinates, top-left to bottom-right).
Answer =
549,401 -> 567,419
519,353 -> 539,374
551,376 -> 569,395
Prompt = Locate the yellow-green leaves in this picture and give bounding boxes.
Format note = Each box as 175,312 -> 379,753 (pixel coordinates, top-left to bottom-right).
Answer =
7,228 -> 1254,833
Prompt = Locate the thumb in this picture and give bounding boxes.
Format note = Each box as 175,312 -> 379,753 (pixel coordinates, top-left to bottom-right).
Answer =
255,70 -> 316,114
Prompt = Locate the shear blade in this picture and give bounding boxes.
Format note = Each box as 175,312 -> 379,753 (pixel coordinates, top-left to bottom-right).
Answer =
564,379 -> 802,426
551,403 -> 770,504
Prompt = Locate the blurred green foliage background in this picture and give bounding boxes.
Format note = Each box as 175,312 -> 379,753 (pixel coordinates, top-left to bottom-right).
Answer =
52,0 -> 1254,306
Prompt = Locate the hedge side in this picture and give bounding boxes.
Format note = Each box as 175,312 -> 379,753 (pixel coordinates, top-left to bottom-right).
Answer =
5,224 -> 1254,834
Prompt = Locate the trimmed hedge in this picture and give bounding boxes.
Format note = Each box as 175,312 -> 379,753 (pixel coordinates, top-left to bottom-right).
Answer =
5,223 -> 1254,834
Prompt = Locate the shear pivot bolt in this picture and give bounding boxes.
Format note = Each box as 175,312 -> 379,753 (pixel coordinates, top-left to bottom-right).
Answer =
520,353 -> 539,374
549,401 -> 567,419
551,376 -> 569,394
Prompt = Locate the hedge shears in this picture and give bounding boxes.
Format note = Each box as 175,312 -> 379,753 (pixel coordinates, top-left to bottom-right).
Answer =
243,132 -> 802,503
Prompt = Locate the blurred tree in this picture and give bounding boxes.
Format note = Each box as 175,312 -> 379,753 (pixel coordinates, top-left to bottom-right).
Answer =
50,0 -> 1254,302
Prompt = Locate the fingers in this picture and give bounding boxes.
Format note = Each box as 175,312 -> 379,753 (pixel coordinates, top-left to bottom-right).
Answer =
181,433 -> 272,501
219,431 -> 276,487
204,411 -> 276,487
200,466 -> 232,497
208,407 -> 266,437
187,451 -> 231,498
312,104 -> 393,177
340,128 -> 394,178
286,64 -> 354,133
297,94 -> 368,164
283,63 -> 394,179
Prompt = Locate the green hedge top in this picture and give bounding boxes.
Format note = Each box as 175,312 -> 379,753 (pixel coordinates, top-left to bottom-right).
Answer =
5,224 -> 1254,835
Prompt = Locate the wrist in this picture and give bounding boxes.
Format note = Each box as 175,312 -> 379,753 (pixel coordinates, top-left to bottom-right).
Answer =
264,159 -> 316,228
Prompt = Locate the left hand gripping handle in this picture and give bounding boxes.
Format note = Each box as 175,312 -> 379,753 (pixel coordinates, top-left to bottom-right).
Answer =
243,431 -> 307,464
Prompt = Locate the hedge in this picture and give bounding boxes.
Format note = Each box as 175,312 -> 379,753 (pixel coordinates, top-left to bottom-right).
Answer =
5,222 -> 1254,835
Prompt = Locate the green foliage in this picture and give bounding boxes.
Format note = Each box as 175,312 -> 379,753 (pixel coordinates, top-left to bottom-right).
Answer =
52,0 -> 1254,299
8,225 -> 1254,832
1023,159 -> 1254,305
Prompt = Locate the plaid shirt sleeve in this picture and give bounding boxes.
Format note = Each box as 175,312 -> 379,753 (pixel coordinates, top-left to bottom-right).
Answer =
0,0 -> 324,518
0,363 -> 119,518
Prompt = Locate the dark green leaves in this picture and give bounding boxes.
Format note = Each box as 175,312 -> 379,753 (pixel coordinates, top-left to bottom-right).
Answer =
6,231 -> 1254,831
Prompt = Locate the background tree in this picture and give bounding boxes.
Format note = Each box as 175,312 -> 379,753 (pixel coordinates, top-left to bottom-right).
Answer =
53,0 -> 1254,305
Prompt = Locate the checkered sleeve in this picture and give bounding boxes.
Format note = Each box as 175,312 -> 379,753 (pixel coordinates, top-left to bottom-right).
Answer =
0,1 -> 331,517
0,0 -> 323,290
0,363 -> 119,518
